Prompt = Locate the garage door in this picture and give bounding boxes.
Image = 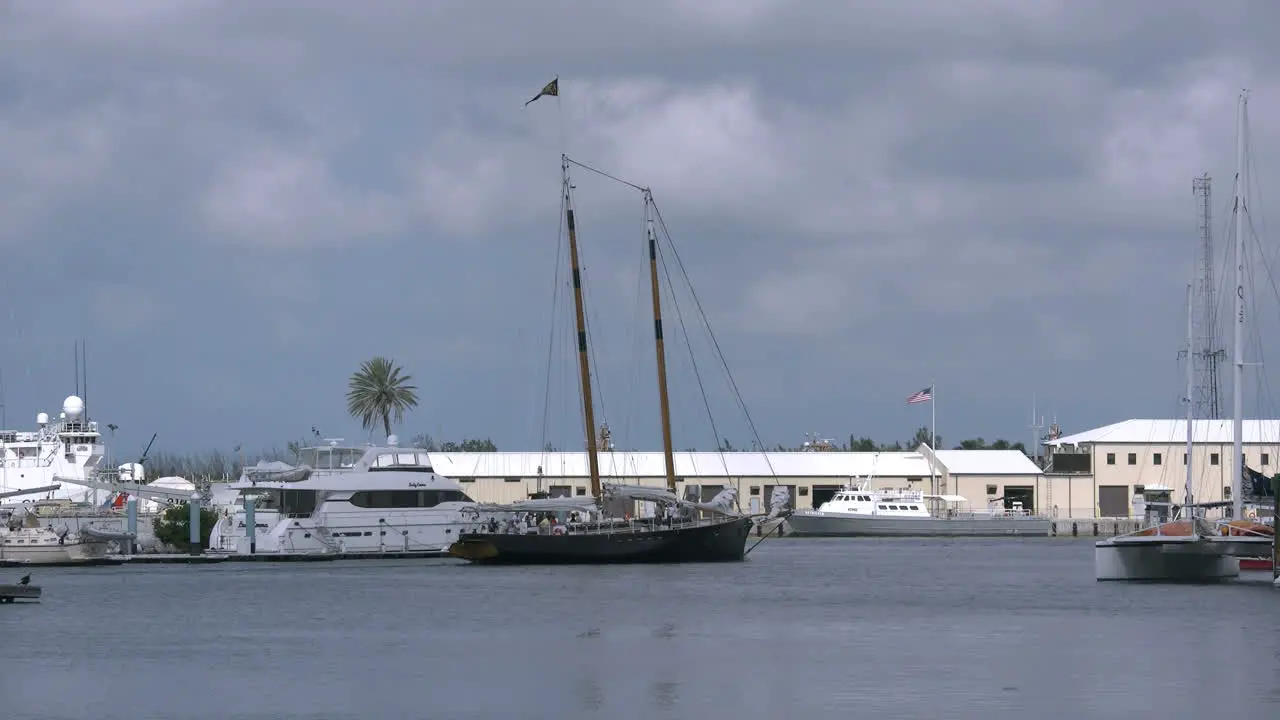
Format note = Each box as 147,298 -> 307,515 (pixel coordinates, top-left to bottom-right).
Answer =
1097,485 -> 1129,517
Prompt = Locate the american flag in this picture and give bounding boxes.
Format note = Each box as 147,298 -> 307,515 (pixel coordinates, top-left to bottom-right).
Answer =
905,386 -> 933,404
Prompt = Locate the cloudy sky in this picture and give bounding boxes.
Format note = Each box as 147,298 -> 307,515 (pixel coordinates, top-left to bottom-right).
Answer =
3,0 -> 1280,459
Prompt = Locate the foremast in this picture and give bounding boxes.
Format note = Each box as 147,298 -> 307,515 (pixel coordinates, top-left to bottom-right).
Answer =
562,155 -> 603,500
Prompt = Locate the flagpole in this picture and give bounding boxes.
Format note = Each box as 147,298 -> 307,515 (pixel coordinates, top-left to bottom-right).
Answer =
931,379 -> 937,495
554,74 -> 567,160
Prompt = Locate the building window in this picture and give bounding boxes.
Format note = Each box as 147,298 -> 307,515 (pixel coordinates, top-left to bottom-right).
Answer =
799,487 -> 809,496
575,487 -> 586,496
1134,485 -> 1146,494
1210,453 -> 1220,466
749,486 -> 760,496
504,477 -> 521,483
985,484 -> 998,495
1183,453 -> 1187,465
1263,453 -> 1271,466
1224,486 -> 1232,500
1106,453 -> 1115,465
1127,453 -> 1137,465
1153,453 -> 1162,466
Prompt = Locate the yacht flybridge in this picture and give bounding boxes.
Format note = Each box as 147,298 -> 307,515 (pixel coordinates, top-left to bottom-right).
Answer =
207,438 -> 485,556
0,394 -> 107,504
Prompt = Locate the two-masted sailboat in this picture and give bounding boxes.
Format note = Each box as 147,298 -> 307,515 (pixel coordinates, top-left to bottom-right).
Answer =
446,156 -> 758,565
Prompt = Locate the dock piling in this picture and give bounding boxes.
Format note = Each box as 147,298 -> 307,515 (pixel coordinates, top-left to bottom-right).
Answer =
189,492 -> 202,556
125,496 -> 138,555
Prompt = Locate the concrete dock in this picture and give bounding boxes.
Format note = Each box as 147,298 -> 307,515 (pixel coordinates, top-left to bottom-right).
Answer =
766,516 -> 1148,538
1,584 -> 41,603
1,550 -> 454,568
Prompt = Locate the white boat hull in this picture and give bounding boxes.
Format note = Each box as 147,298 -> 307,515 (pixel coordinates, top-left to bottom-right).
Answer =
786,511 -> 1051,537
208,506 -> 476,556
0,536 -> 110,564
1095,537 -> 1240,581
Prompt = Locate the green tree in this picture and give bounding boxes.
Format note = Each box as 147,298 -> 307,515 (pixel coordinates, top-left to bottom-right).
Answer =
906,426 -> 942,450
459,437 -> 498,452
848,436 -> 877,452
153,503 -> 220,550
411,433 -> 439,451
346,357 -> 419,440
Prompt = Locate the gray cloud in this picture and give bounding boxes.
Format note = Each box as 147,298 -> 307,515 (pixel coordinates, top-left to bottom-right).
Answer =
1,0 -> 1278,457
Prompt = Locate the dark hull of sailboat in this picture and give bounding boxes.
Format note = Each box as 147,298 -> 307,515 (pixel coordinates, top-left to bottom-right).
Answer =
447,516 -> 754,565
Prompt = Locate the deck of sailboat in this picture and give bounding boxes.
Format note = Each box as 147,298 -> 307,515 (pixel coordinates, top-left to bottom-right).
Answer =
1098,533 -> 1272,556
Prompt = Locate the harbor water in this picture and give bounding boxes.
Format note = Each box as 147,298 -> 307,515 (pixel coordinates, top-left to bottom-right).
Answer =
3,538 -> 1278,719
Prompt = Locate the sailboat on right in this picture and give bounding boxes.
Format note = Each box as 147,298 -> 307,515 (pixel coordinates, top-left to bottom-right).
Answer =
1095,91 -> 1276,581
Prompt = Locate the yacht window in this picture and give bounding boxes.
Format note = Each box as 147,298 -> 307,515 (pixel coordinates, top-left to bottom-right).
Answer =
281,489 -> 317,518
909,505 -> 919,510
878,505 -> 887,510
348,489 -> 473,509
859,495 -> 870,502
368,451 -> 435,472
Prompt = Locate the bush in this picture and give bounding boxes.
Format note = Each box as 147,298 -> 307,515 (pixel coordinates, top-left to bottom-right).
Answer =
153,502 -> 220,550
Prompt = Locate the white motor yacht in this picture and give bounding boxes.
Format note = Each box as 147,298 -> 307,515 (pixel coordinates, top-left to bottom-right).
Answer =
786,482 -> 1051,537
208,439 -> 483,556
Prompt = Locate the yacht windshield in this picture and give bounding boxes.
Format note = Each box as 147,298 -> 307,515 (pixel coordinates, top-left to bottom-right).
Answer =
298,447 -> 364,471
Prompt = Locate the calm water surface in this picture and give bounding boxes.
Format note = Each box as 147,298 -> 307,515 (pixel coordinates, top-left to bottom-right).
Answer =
3,538 -> 1278,719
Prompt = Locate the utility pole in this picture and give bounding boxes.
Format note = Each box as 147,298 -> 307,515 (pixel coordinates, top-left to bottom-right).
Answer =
1192,173 -> 1225,418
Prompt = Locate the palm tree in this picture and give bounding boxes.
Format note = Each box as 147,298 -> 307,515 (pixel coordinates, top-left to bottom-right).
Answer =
346,357 -> 419,440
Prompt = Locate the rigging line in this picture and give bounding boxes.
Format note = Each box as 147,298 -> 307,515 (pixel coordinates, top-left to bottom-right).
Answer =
655,219 -> 726,472
573,197 -> 611,447
619,205 -> 651,454
1244,229 -> 1275,422
541,187 -> 570,463
650,199 -> 777,479
562,155 -> 648,193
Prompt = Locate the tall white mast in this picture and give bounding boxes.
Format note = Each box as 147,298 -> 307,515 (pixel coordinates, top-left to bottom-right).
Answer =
1184,283 -> 1196,530
1231,90 -> 1248,522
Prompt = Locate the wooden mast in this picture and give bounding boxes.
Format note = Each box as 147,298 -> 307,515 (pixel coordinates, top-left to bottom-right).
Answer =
644,192 -> 678,494
563,155 -> 603,499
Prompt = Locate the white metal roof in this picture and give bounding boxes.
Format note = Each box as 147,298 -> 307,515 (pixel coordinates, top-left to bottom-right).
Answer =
424,450 -> 1039,480
932,449 -> 1043,476
1046,419 -> 1280,446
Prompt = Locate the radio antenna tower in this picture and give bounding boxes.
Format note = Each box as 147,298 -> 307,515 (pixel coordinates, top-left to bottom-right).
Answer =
1192,173 -> 1225,418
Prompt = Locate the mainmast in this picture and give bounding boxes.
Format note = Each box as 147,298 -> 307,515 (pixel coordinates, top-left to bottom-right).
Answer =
1231,91 -> 1248,522
563,155 -> 602,499
1183,283 -> 1196,531
644,191 -> 677,493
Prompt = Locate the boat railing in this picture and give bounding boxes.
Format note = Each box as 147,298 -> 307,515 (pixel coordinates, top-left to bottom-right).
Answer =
463,512 -> 735,538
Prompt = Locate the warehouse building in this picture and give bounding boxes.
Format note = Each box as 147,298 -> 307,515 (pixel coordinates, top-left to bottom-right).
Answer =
1044,418 -> 1280,519
427,448 -> 1045,513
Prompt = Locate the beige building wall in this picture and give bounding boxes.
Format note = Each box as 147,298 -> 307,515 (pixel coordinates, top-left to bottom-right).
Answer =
1040,475 -> 1105,519
950,474 -> 1044,511
459,473 -> 944,511
1046,440 -> 1280,518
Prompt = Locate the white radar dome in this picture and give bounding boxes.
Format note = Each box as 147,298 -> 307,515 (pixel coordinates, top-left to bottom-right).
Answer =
387,434 -> 399,447
36,412 -> 49,426
63,395 -> 85,419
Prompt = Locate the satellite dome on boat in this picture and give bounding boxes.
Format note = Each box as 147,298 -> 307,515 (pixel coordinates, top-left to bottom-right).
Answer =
63,395 -> 84,419
387,434 -> 399,447
36,412 -> 48,426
